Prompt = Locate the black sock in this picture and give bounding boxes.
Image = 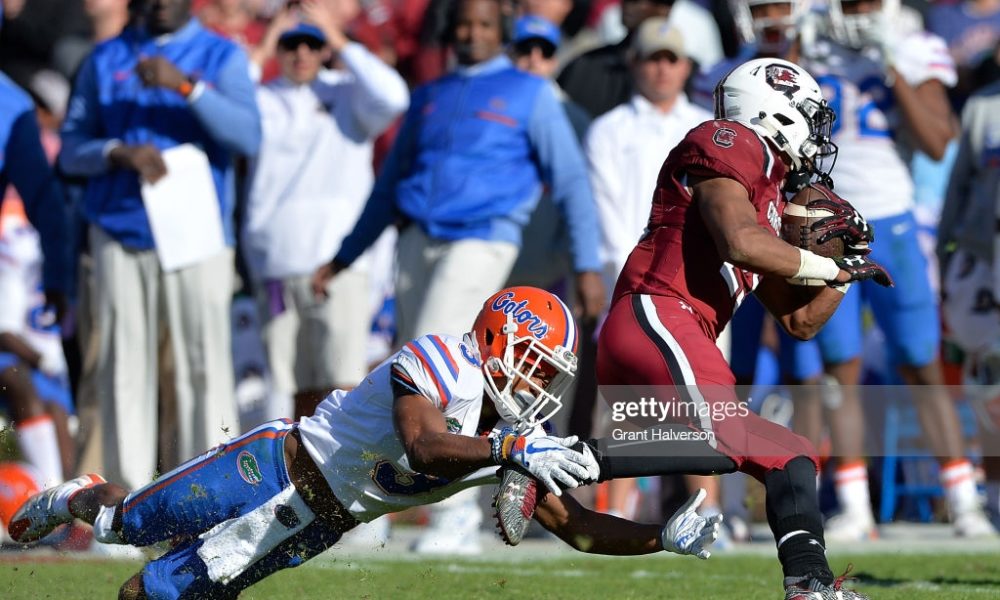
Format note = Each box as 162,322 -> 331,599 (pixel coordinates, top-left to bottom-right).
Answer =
765,457 -> 833,584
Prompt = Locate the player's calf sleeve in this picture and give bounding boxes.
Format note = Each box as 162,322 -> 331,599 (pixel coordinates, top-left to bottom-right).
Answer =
580,427 -> 738,482
765,456 -> 833,584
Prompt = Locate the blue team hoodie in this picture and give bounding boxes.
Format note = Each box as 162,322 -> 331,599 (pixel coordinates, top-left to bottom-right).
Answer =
336,54 -> 600,272
60,19 -> 260,250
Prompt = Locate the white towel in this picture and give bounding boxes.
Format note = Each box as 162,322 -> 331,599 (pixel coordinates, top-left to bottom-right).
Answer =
197,484 -> 315,584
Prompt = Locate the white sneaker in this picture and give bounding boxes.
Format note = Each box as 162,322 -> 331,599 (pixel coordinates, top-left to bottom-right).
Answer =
411,500 -> 483,555
9,474 -> 106,544
953,508 -> 999,538
823,511 -> 877,543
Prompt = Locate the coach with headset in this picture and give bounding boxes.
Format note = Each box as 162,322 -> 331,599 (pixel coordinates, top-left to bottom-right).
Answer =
312,0 -> 604,554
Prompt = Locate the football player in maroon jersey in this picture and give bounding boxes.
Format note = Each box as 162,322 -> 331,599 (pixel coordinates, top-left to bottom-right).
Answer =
499,57 -> 891,599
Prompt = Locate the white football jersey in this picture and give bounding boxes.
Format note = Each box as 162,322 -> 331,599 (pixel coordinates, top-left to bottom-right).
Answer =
297,333 -> 500,522
0,219 -> 65,373
804,33 -> 956,220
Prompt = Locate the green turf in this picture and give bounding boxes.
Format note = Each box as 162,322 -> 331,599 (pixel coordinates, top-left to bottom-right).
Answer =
1,552 -> 999,599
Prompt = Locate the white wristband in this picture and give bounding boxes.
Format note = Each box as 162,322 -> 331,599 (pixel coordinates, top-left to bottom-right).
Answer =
794,248 -> 841,281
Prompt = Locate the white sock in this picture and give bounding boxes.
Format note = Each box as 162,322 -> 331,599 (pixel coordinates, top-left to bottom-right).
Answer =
940,459 -> 978,516
92,504 -> 124,544
15,415 -> 63,488
835,461 -> 872,519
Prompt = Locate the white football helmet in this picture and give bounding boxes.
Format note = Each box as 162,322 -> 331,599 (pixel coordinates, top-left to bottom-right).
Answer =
714,57 -> 837,185
730,0 -> 806,55
825,0 -> 900,49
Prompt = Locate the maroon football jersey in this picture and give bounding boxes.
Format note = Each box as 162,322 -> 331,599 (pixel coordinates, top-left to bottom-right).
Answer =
612,120 -> 788,338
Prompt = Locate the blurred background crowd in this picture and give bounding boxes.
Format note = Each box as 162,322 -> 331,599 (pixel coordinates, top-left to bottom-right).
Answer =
1,0 -> 1000,556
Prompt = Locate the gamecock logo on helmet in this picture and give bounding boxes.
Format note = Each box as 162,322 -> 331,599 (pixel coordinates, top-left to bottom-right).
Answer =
765,63 -> 800,98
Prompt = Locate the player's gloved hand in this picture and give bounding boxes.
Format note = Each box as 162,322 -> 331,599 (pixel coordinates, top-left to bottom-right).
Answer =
807,195 -> 874,255
490,431 -> 593,496
661,488 -> 723,559
833,255 -> 894,288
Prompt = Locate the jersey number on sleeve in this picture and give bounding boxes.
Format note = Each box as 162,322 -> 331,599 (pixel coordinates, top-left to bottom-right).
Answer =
371,460 -> 450,496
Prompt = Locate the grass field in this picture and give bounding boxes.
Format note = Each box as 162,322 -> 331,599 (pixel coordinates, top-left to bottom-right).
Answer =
2,551 -> 999,599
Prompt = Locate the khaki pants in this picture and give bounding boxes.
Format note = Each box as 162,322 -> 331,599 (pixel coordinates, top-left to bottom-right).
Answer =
91,225 -> 238,489
394,227 -> 519,344
257,270 -> 369,395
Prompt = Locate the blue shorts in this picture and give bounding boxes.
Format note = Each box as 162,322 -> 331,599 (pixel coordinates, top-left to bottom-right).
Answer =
730,296 -> 823,382
815,211 -> 939,367
119,419 -> 344,599
0,352 -> 74,415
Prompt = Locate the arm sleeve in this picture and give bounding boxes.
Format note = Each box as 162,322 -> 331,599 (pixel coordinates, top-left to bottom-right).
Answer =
59,58 -> 119,177
527,84 -> 601,273
672,122 -> 764,199
188,49 -> 262,156
7,113 -> 71,293
341,43 -> 410,138
391,346 -> 446,410
584,118 -> 630,278
333,94 -> 423,266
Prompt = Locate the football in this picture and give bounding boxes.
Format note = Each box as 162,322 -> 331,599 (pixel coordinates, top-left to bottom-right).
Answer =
782,184 -> 845,286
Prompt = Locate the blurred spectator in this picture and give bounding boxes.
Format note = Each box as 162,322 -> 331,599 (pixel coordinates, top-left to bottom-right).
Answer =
0,0 -> 91,87
585,16 -> 711,524
506,15 -> 589,291
349,0 -> 434,84
59,0 -> 260,489
805,0 -> 994,540
85,0 -> 130,43
939,79 -> 1000,531
927,0 -> 1000,106
197,0 -> 268,48
0,199 -> 72,489
313,0 -> 605,554
556,0 -> 722,118
243,4 -> 408,419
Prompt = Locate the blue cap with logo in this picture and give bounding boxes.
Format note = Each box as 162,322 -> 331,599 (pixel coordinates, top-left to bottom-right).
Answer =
513,15 -> 561,49
278,23 -> 327,46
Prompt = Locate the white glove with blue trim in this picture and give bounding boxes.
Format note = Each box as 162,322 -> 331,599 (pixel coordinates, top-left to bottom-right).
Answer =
492,432 -> 594,496
661,488 -> 724,559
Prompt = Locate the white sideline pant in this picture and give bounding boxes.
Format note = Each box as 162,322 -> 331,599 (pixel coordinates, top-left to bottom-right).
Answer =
91,225 -> 238,489
257,270 -> 370,394
394,226 -> 519,344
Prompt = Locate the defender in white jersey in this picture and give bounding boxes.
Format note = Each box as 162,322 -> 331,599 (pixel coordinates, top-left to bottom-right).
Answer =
9,286 -> 722,600
0,200 -> 72,489
802,0 -> 995,540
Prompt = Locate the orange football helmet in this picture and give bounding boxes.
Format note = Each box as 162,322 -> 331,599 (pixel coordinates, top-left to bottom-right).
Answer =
0,462 -> 42,542
471,286 -> 579,431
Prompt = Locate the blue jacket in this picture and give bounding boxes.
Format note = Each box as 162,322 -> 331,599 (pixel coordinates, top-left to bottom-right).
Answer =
0,73 -> 70,293
59,19 -> 261,250
336,54 -> 600,272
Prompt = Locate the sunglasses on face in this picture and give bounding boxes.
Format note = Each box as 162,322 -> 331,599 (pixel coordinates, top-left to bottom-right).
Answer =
513,39 -> 557,59
278,36 -> 324,52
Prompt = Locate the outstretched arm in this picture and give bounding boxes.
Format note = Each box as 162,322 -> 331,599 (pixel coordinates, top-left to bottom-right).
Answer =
535,488 -> 721,557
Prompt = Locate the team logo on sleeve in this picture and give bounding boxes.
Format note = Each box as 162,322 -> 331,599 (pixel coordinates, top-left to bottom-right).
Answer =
237,450 -> 263,485
765,64 -> 801,98
713,127 -> 737,148
445,417 -> 462,433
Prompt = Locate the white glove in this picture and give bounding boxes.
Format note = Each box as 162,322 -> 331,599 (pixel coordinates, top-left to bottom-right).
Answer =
505,434 -> 592,497
660,488 -> 723,559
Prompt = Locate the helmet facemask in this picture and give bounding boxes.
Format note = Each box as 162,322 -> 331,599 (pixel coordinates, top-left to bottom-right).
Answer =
481,315 -> 578,433
785,95 -> 838,189
731,0 -> 802,56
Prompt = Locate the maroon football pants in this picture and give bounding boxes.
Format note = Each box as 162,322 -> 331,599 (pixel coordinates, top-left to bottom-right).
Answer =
596,293 -> 818,481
